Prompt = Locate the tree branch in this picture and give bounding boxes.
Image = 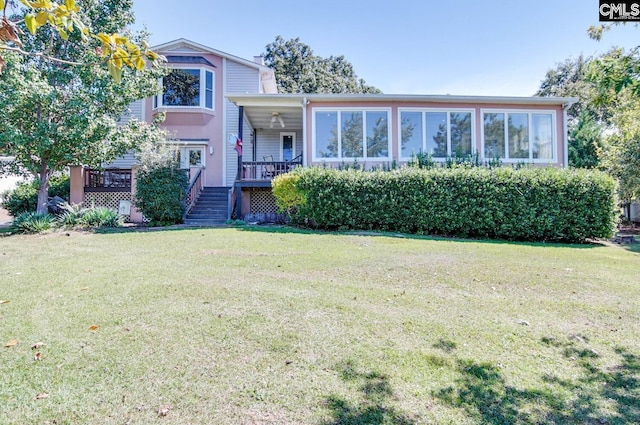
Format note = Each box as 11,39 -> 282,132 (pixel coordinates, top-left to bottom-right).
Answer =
0,44 -> 96,66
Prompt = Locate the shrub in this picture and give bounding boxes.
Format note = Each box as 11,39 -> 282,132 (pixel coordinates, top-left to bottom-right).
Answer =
135,166 -> 188,226
276,167 -> 617,243
272,170 -> 306,214
11,212 -> 55,234
79,207 -> 123,228
0,174 -> 70,216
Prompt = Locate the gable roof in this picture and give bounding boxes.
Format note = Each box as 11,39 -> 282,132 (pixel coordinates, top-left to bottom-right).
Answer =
153,38 -> 267,71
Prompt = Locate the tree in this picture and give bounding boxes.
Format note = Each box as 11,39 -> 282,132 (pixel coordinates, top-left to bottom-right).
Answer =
263,35 -> 381,94
0,0 -> 166,213
0,0 -> 161,81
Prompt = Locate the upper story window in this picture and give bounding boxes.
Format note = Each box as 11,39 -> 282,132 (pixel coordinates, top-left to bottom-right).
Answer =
482,110 -> 555,162
399,109 -> 474,160
313,108 -> 391,161
155,67 -> 214,110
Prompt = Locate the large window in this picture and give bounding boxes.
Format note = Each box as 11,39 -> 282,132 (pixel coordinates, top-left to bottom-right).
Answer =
155,68 -> 214,110
400,109 -> 473,159
482,111 -> 555,162
313,109 -> 390,160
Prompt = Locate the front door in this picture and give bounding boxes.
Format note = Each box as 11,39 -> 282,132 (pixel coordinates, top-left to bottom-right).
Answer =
280,132 -> 296,161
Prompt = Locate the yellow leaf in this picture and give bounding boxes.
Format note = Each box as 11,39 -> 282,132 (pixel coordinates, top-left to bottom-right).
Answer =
0,300 -> 9,304
65,0 -> 75,12
35,11 -> 48,25
5,339 -> 18,348
34,392 -> 48,400
0,1 -> 4,12
24,13 -> 37,35
135,56 -> 145,71
88,325 -> 99,331
58,29 -> 68,40
31,342 -> 45,349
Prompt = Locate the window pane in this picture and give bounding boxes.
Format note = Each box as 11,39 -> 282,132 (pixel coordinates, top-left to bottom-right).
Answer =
315,112 -> 338,158
341,111 -> 363,158
163,69 -> 201,106
205,71 -> 213,109
451,112 -> 472,157
401,112 -> 422,158
282,135 -> 293,161
366,111 -> 388,158
508,113 -> 529,159
484,113 -> 505,159
532,114 -> 553,159
426,112 -> 447,157
188,149 -> 202,166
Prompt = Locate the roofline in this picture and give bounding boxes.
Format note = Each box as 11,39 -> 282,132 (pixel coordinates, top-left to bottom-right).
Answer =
153,38 -> 269,71
225,93 -> 579,107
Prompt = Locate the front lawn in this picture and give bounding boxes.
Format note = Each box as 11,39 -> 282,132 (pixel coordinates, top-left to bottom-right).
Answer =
1,228 -> 638,424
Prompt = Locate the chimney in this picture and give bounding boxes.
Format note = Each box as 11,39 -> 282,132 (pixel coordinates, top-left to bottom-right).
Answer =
253,55 -> 265,66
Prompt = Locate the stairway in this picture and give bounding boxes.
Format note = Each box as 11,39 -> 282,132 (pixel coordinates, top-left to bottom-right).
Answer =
184,187 -> 230,226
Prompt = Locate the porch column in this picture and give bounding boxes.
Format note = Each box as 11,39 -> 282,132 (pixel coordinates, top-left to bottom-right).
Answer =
235,106 -> 244,219
129,166 -> 143,223
69,166 -> 85,205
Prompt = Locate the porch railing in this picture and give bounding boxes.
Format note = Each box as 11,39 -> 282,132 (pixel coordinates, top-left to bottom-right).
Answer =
183,167 -> 203,219
84,168 -> 132,192
239,154 -> 303,181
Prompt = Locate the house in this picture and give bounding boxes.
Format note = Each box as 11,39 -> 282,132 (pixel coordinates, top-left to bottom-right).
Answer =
69,39 -> 577,224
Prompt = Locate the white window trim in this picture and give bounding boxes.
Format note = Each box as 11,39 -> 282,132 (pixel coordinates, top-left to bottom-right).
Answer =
397,107 -> 476,161
154,66 -> 215,112
311,107 -> 392,162
280,132 -> 296,161
480,109 -> 557,163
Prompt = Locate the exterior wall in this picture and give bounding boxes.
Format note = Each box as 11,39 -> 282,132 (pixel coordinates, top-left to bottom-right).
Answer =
303,101 -> 567,168
224,60 -> 262,186
253,129 -> 303,161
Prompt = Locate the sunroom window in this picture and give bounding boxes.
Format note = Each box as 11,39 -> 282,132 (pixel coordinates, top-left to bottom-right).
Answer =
400,110 -> 473,159
483,111 -> 555,161
155,68 -> 214,110
314,109 -> 390,160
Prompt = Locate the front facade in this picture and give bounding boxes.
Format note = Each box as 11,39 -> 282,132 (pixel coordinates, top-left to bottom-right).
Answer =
70,39 -> 576,224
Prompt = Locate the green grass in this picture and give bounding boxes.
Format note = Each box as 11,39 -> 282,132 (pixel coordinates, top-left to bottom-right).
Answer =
0,227 -> 638,424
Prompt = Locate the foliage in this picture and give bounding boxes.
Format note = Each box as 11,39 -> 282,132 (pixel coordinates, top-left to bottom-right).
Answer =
277,167 -> 617,242
0,0 -> 162,81
568,110 -> 603,169
10,210 -> 54,233
263,35 -> 381,94
134,144 -> 188,226
272,170 -> 306,213
0,174 -> 69,216
0,0 -> 167,214
58,204 -> 123,228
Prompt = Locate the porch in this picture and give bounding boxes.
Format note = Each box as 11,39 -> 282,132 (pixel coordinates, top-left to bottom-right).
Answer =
236,154 -> 303,187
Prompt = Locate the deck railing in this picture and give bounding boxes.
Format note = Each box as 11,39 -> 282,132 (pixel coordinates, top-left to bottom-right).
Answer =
240,155 -> 303,181
84,168 -> 132,192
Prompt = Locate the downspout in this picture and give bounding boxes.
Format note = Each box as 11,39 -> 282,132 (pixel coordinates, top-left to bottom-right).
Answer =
235,106 -> 244,219
302,97 -> 308,167
562,101 -> 575,168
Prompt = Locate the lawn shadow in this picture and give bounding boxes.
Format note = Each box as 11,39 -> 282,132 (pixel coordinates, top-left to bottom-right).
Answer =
321,360 -> 416,425
435,336 -> 640,424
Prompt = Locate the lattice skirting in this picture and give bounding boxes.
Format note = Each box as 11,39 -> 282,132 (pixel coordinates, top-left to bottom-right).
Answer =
249,188 -> 277,214
83,192 -> 131,218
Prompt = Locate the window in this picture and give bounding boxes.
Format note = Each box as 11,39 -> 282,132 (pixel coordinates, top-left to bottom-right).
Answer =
155,68 -> 214,110
313,109 -> 390,160
482,111 -> 555,162
176,146 -> 205,168
400,109 -> 473,159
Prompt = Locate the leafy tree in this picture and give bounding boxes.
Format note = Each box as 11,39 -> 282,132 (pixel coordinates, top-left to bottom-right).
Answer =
0,0 -> 166,213
263,35 -> 381,94
568,110 -> 603,169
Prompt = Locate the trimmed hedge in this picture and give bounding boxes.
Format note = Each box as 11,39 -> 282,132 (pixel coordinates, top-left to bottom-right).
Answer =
274,167 -> 617,242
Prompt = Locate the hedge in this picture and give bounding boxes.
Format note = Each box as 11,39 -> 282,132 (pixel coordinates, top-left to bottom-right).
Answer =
273,167 -> 617,242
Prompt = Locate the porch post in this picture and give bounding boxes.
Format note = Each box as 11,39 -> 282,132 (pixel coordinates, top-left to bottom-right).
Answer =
235,106 -> 244,219
69,166 -> 85,205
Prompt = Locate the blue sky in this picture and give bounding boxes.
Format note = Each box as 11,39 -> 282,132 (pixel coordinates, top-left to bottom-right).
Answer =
131,0 -> 639,96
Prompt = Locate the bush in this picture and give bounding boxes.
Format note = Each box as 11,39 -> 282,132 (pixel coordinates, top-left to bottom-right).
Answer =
11,212 -> 55,234
134,166 -> 188,226
275,167 -> 617,243
272,170 -> 306,213
58,205 -> 123,229
0,174 -> 70,216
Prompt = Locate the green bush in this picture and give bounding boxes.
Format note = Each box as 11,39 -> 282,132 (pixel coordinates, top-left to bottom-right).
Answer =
275,167 -> 617,242
58,205 -> 123,229
11,212 -> 55,234
272,170 -> 306,213
134,166 -> 188,226
1,175 -> 70,216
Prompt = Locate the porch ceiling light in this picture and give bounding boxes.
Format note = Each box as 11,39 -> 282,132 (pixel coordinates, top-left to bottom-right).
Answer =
270,112 -> 285,128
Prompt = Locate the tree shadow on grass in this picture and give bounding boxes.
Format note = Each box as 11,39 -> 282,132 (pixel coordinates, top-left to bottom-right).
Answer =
321,360 -> 416,425
435,337 -> 640,424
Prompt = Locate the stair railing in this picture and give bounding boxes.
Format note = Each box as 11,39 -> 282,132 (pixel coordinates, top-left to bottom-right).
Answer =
183,168 -> 203,221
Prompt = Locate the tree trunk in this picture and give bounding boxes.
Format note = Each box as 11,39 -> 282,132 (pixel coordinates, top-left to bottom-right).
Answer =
36,165 -> 50,214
